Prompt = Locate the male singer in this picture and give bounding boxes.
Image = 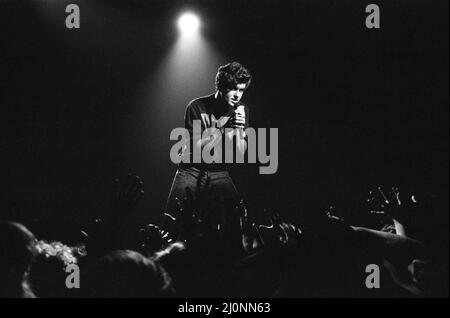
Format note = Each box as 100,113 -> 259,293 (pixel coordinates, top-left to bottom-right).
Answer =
164,61 -> 252,238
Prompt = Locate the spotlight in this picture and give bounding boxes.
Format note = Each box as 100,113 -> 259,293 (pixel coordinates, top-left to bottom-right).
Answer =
177,12 -> 200,36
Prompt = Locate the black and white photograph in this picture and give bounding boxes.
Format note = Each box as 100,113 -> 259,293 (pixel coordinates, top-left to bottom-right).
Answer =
0,0 -> 448,300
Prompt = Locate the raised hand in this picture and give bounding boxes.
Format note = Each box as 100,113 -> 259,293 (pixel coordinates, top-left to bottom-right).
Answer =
79,174 -> 145,255
231,105 -> 246,128
325,206 -> 346,223
258,209 -> 281,231
238,200 -> 263,252
258,214 -> 302,249
366,186 -> 421,236
258,210 -> 287,246
112,174 -> 144,218
172,187 -> 206,244
138,224 -> 164,256
367,186 -> 409,210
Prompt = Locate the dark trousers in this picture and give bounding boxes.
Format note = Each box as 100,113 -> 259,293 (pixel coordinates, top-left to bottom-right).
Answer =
163,167 -> 241,242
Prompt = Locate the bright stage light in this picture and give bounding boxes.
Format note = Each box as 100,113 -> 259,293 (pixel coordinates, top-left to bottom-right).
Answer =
177,12 -> 200,36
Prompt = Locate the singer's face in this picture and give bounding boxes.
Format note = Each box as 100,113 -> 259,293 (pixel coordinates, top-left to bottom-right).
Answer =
222,83 -> 246,107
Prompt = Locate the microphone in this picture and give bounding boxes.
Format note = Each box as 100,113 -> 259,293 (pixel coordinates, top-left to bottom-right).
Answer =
235,104 -> 245,112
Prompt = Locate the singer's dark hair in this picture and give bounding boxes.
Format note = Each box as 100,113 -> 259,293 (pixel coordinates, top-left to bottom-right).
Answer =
215,62 -> 252,92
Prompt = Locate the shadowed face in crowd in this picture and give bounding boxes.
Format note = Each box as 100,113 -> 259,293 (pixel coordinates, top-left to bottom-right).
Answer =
0,222 -> 37,273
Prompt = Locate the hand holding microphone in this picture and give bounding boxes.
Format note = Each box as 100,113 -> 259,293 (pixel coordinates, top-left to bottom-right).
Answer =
230,105 -> 246,129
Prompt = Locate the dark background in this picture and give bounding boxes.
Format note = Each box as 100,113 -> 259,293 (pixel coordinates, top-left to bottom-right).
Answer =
0,0 -> 448,243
